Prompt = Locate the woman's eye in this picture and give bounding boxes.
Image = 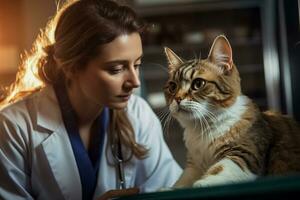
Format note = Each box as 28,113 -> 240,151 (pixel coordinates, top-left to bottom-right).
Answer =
109,65 -> 124,74
110,69 -> 123,74
134,64 -> 141,70
191,78 -> 206,90
168,81 -> 177,94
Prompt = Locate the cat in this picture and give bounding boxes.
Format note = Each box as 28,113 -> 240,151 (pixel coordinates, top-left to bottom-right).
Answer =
163,35 -> 300,188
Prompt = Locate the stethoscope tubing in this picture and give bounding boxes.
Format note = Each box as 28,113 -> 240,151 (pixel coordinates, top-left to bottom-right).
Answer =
112,138 -> 126,189
116,157 -> 126,189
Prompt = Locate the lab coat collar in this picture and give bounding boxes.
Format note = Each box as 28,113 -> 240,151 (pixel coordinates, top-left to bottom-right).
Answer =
36,85 -> 62,132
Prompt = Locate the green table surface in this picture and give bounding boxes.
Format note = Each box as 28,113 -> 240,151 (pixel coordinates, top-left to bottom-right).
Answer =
118,174 -> 300,200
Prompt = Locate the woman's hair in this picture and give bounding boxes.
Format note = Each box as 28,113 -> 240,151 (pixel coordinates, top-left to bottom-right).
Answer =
0,0 -> 148,159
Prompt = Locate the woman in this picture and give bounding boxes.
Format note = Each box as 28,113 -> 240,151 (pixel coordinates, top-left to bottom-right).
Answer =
0,0 -> 182,199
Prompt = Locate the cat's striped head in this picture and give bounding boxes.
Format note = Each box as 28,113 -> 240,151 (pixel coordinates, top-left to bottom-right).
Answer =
164,35 -> 241,124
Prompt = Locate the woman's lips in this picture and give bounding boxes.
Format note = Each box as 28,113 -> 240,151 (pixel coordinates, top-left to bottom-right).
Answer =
117,94 -> 131,101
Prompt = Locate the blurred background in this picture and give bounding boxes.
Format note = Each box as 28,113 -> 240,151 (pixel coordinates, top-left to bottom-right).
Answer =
0,0 -> 299,167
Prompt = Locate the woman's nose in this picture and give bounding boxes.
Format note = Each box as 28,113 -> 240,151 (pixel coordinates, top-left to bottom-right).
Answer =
125,67 -> 140,88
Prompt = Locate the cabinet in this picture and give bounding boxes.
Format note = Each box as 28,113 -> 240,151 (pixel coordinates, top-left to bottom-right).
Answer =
131,0 -> 281,167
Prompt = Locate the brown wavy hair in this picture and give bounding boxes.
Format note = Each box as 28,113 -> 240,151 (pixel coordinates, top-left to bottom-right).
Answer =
0,0 -> 148,159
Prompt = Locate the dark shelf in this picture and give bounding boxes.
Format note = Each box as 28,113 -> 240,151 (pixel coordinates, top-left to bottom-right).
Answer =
143,37 -> 261,55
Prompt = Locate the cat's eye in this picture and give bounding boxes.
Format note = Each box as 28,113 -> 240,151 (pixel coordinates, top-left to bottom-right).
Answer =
168,81 -> 177,94
191,78 -> 206,90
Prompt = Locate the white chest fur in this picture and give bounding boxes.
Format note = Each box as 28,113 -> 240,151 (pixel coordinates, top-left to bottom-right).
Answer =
182,96 -> 249,172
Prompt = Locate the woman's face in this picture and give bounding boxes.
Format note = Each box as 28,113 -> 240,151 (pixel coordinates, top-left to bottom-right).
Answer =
71,32 -> 143,109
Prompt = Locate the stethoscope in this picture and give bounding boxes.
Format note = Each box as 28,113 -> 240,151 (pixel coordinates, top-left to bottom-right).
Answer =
111,138 -> 126,189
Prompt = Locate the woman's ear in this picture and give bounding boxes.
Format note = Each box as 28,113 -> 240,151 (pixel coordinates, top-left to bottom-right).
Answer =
61,65 -> 78,81
164,47 -> 183,72
208,35 -> 233,72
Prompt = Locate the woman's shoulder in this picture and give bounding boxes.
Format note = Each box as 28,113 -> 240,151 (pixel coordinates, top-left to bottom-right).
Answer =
0,86 -> 55,123
126,95 -> 161,134
127,95 -> 155,118
128,94 -> 149,108
0,94 -> 35,121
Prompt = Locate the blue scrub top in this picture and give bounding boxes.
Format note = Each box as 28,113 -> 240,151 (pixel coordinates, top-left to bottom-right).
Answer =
54,79 -> 109,200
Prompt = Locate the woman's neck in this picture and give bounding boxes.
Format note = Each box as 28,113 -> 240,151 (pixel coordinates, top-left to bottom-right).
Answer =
66,81 -> 103,126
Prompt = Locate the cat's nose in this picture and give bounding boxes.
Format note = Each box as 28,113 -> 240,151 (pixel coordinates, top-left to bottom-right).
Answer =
175,96 -> 182,104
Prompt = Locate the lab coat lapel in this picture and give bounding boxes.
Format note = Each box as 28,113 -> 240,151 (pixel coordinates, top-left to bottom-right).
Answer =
41,127 -> 82,200
36,86 -> 82,200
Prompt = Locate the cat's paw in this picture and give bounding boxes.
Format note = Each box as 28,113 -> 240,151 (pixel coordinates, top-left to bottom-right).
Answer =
192,176 -> 222,188
193,179 -> 209,188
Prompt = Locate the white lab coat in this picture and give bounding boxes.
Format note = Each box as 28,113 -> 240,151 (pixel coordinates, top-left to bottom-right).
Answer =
0,86 -> 182,200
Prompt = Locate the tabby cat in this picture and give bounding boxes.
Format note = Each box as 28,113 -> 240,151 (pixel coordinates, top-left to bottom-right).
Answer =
163,35 -> 300,188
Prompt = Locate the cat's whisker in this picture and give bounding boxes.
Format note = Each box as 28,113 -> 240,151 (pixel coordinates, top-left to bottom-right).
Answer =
224,108 -> 236,116
198,51 -> 202,61
200,107 -> 219,139
205,102 -> 219,113
186,101 -> 218,123
193,110 -> 203,134
157,107 -> 173,136
191,111 -> 198,131
200,120 -> 205,141
202,114 -> 211,140
206,111 -> 218,126
193,108 -> 208,139
167,115 -> 175,137
202,109 -> 217,121
157,107 -> 169,120
158,106 -> 173,121
192,50 -> 198,61
144,62 -> 169,74
201,116 -> 211,141
197,115 -> 206,141
189,109 -> 204,140
189,104 -> 217,141
162,113 -> 172,136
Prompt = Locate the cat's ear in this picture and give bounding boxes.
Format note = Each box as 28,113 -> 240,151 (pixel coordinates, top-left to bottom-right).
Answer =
208,35 -> 233,72
164,47 -> 183,71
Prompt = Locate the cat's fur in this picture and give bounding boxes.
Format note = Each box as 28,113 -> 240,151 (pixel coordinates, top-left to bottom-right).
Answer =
163,35 -> 300,188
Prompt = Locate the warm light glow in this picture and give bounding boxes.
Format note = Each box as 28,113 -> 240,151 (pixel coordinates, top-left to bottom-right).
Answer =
0,46 -> 19,74
0,0 -> 79,108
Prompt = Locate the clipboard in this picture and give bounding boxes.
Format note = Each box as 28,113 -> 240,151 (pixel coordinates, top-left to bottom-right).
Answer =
97,188 -> 140,200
